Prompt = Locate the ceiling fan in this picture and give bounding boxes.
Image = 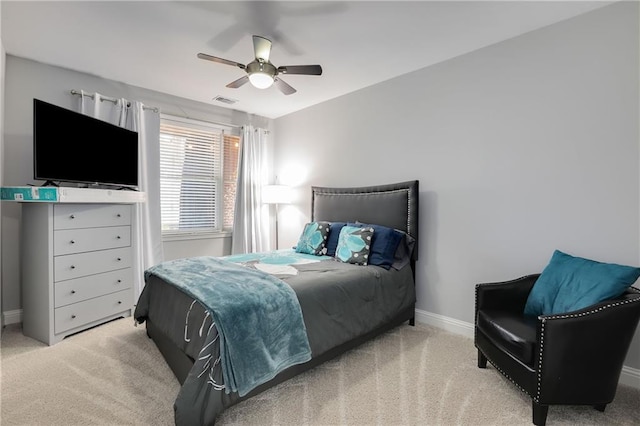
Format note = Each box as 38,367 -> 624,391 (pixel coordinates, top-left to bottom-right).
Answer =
197,35 -> 322,95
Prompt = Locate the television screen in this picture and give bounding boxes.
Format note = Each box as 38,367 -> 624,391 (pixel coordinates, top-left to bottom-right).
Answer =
33,98 -> 139,188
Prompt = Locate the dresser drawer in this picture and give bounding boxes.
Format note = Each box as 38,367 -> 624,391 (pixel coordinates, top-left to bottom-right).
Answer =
54,268 -> 133,308
54,247 -> 132,282
54,226 -> 131,255
54,288 -> 133,334
54,204 -> 132,230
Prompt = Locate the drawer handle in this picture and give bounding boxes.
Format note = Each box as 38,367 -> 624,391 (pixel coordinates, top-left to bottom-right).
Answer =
71,314 -> 76,319
118,301 -> 122,305
70,214 -> 75,219
117,257 -> 122,262
117,213 -> 122,218
70,240 -> 75,244
116,235 -> 121,240
70,265 -> 76,270
117,279 -> 122,283
71,290 -> 76,294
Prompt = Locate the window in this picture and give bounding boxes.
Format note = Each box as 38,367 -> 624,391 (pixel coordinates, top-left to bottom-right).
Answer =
159,115 -> 240,236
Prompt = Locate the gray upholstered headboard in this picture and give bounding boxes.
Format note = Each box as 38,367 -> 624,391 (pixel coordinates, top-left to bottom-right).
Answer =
311,180 -> 419,260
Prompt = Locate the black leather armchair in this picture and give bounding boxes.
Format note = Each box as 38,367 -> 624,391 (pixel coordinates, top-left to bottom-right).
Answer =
475,274 -> 640,426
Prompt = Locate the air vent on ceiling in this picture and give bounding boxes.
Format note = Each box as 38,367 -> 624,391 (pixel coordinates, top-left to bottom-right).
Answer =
213,96 -> 238,105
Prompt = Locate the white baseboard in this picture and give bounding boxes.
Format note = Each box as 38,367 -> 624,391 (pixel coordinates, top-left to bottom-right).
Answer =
2,309 -> 22,326
415,308 -> 475,339
414,308 -> 640,390
620,365 -> 640,389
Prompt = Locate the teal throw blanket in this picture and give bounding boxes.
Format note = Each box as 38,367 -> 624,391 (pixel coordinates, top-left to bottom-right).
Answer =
144,256 -> 312,397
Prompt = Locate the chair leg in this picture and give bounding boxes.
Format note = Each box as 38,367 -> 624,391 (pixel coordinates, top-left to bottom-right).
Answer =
532,401 -> 549,426
409,317 -> 415,326
593,404 -> 606,412
477,349 -> 487,368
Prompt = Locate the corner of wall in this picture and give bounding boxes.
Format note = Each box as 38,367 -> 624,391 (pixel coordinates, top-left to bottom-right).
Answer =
0,4 -> 6,328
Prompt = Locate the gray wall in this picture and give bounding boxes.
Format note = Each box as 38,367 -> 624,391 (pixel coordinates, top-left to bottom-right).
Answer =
1,57 -> 271,317
274,2 -> 640,369
0,3 -> 5,328
2,1 -> 639,375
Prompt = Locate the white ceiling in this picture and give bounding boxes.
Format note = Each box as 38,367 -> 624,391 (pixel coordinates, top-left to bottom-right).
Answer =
1,1 -> 612,119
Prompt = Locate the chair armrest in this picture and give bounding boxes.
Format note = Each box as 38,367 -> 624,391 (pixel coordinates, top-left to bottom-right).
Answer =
536,288 -> 640,404
475,274 -> 540,315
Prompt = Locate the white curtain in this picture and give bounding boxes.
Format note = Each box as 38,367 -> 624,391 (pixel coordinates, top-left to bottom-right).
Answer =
231,125 -> 269,254
78,92 -> 164,299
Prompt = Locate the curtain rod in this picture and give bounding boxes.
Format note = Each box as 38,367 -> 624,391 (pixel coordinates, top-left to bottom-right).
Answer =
242,126 -> 270,135
70,89 -> 159,113
162,112 -> 240,130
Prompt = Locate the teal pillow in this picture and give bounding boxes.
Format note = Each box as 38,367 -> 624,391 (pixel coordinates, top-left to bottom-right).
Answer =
335,225 -> 374,265
524,250 -> 640,316
294,222 -> 330,255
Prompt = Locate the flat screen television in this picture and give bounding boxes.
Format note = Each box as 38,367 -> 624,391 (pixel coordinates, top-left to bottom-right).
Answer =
33,98 -> 139,189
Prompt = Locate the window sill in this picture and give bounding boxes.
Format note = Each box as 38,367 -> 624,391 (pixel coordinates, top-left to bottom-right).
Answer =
162,231 -> 232,242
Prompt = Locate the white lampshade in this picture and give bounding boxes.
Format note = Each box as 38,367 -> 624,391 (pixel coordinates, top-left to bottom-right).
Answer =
249,72 -> 274,89
262,184 -> 292,204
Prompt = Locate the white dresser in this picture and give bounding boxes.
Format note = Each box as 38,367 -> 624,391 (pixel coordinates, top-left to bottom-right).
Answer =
21,190 -> 145,345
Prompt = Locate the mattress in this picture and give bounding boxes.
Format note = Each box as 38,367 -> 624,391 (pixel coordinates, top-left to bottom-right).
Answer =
134,251 -> 415,425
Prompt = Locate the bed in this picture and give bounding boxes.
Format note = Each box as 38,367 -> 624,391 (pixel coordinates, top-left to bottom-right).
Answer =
134,180 -> 419,425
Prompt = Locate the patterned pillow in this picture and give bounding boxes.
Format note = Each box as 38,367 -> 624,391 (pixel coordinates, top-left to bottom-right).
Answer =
335,225 -> 374,265
294,222 -> 330,255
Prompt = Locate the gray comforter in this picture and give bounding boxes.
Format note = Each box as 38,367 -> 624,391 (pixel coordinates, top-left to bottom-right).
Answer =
134,254 -> 415,425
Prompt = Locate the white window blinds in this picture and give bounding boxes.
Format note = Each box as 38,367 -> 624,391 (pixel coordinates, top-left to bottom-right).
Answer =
160,116 -> 231,235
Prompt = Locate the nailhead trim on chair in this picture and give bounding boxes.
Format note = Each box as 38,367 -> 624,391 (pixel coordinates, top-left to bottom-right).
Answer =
536,320 -> 545,403
535,288 -> 640,403
476,285 -> 640,405
474,278 -> 536,353
483,352 -> 533,398
474,285 -> 479,345
474,282 -> 533,399
473,276 -> 538,392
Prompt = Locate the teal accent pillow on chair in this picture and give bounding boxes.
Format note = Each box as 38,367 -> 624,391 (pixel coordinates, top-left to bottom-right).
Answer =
524,250 -> 640,316
294,222 -> 330,255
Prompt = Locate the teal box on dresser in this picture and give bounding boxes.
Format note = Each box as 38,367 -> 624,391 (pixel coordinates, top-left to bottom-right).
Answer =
0,186 -> 58,202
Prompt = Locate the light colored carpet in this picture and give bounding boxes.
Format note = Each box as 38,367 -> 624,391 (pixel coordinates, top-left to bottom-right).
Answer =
1,318 -> 639,425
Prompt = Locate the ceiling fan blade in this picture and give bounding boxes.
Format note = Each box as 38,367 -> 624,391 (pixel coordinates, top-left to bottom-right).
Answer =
274,77 -> 297,95
253,35 -> 272,62
197,53 -> 246,69
226,75 -> 250,89
277,65 -> 322,76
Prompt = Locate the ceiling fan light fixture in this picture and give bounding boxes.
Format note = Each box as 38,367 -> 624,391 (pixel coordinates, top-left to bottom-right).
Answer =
197,35 -> 322,95
248,71 -> 274,89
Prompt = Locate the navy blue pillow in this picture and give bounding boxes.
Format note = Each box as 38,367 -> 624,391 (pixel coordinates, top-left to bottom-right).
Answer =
325,222 -> 347,257
348,222 -> 403,269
